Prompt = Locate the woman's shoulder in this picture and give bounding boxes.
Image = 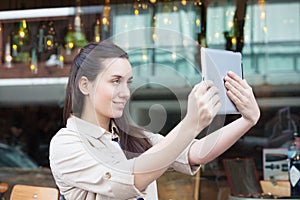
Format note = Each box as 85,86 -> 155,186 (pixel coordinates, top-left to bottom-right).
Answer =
49,128 -> 85,160
50,127 -> 81,145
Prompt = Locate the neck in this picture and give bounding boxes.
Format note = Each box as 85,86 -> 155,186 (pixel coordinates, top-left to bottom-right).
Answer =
80,97 -> 111,130
80,108 -> 110,131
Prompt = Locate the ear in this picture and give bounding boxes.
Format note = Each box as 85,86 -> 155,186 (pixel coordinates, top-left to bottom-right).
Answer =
78,76 -> 90,95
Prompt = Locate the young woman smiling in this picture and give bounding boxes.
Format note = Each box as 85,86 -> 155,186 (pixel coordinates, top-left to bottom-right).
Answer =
49,41 -> 260,200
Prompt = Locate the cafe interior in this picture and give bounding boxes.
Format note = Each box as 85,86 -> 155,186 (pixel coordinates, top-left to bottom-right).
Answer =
0,0 -> 299,199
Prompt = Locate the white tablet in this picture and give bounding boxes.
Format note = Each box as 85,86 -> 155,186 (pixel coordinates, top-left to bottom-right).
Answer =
201,47 -> 243,114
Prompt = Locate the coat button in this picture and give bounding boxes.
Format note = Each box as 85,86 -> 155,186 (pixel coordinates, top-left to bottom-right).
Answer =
105,172 -> 111,179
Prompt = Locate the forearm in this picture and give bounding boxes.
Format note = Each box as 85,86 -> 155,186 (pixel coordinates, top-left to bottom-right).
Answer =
188,117 -> 255,165
133,80 -> 221,191
133,117 -> 201,191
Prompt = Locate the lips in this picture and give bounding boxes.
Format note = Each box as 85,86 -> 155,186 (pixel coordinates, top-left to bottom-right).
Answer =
113,101 -> 126,109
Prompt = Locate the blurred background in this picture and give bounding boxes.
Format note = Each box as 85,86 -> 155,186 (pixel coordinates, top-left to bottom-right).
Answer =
0,0 -> 299,199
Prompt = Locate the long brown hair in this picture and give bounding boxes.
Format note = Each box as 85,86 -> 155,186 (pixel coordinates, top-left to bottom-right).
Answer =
63,41 -> 152,157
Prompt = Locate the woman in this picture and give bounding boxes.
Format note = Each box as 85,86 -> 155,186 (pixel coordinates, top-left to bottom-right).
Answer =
49,41 -> 260,200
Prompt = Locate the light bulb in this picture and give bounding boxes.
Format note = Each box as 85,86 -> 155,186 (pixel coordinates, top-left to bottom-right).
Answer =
231,37 -> 237,45
68,42 -> 74,49
134,9 -> 139,15
59,55 -> 64,62
5,55 -> 12,62
46,39 -> 52,46
19,31 -> 25,38
102,17 -> 108,25
142,54 -> 148,61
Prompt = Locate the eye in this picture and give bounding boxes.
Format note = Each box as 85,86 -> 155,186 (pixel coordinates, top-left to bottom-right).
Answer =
127,79 -> 133,85
112,79 -> 120,84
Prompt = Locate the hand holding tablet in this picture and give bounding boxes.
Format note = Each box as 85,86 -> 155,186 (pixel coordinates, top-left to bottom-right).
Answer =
201,47 -> 243,114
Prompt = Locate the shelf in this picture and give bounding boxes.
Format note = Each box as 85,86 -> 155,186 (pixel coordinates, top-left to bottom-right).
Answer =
0,77 -> 68,86
0,63 -> 71,79
0,5 -> 103,22
0,77 -> 68,106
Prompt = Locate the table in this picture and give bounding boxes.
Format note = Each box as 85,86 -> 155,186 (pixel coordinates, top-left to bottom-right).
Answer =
229,195 -> 300,200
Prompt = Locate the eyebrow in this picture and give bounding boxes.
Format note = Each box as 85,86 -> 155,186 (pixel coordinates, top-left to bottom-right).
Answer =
111,75 -> 133,80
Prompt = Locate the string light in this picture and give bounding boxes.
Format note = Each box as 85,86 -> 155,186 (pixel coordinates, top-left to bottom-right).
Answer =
171,52 -> 177,60
18,19 -> 28,38
30,64 -> 38,74
46,39 -> 52,47
231,37 -> 237,45
67,41 -> 74,49
102,17 -> 109,25
263,26 -> 268,33
5,54 -> 12,61
30,48 -> 38,74
95,36 -> 100,42
5,55 -> 12,65
194,0 -> 202,6
228,21 -> 233,29
19,30 -> 25,38
142,54 -> 148,61
173,6 -> 178,12
181,0 -> 187,6
12,44 -> 18,51
152,33 -> 157,41
214,32 -> 220,39
163,18 -> 169,25
102,0 -> 111,25
134,9 -> 139,15
260,11 -> 266,20
59,55 -> 64,63
258,0 -> 268,38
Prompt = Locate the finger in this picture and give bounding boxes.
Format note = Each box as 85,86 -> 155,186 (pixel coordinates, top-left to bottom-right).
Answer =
202,86 -> 221,117
208,95 -> 222,117
209,93 -> 221,108
211,99 -> 222,116
224,74 -> 249,97
226,71 -> 250,89
202,85 -> 220,103
227,71 -> 242,81
193,80 -> 214,95
225,81 -> 245,103
226,90 -> 240,104
224,74 -> 241,88
201,80 -> 214,91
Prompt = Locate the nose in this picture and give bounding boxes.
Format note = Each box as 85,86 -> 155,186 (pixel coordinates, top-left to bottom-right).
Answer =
118,83 -> 130,100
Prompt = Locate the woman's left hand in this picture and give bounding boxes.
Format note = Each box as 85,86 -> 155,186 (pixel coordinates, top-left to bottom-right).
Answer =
224,71 -> 260,125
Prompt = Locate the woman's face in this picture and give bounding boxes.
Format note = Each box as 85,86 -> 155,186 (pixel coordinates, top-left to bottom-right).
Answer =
89,58 -> 132,123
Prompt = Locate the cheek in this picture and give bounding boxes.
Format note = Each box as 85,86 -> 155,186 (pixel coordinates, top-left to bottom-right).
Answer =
93,84 -> 114,103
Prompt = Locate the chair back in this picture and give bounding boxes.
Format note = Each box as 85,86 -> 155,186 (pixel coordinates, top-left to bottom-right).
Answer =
10,184 -> 59,200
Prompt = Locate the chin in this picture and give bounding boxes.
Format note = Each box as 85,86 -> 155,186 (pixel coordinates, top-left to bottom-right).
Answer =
111,110 -> 124,118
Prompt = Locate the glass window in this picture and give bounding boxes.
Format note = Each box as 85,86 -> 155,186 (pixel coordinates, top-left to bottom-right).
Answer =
112,2 -> 201,88
207,1 -> 300,85
112,1 -> 300,86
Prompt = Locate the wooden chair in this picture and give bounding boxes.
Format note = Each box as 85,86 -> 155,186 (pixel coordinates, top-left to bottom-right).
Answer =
10,184 -> 59,200
157,169 -> 201,200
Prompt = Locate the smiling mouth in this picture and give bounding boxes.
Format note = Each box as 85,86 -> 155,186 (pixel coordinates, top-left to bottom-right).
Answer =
113,101 -> 126,107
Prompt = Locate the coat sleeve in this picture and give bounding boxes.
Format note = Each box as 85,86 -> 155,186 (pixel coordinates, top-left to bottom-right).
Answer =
144,131 -> 200,175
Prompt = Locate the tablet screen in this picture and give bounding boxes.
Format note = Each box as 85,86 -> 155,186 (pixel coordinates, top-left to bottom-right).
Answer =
201,48 -> 243,114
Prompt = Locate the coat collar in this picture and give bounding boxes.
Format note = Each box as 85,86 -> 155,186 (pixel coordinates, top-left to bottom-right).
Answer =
67,115 -> 109,139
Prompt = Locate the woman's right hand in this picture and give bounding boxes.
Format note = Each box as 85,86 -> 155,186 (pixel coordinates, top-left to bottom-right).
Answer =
185,80 -> 221,135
